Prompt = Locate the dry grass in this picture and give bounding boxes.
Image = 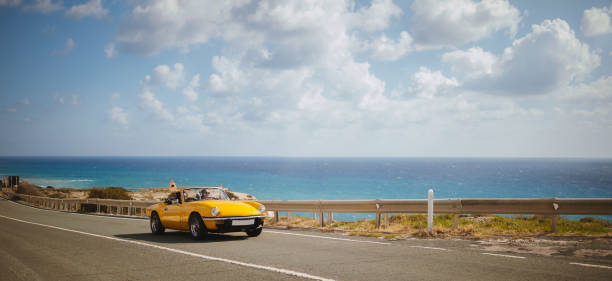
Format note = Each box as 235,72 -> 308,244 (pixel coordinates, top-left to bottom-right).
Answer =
265,214 -> 612,240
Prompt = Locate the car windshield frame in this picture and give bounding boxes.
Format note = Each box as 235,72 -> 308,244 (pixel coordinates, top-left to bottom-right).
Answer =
182,187 -> 230,202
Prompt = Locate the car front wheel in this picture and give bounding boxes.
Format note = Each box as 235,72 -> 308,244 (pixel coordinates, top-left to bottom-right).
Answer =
150,212 -> 165,235
246,228 -> 262,237
189,214 -> 207,240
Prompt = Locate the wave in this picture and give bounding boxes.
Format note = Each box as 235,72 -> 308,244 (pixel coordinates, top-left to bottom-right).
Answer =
24,178 -> 95,188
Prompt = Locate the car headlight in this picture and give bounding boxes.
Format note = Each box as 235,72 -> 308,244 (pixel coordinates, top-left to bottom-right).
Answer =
258,205 -> 265,213
211,206 -> 219,217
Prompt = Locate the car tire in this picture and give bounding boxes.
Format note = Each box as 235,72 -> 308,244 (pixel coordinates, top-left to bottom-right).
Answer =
246,228 -> 262,237
189,213 -> 207,240
150,212 -> 165,235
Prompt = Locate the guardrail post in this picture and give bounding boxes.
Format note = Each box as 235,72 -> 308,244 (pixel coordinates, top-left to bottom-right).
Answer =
326,212 -> 333,224
384,213 -> 389,227
273,211 -> 279,223
427,189 -> 434,234
128,202 -> 132,216
551,215 -> 558,233
375,202 -> 381,228
319,211 -> 324,227
453,214 -> 459,229
286,211 -> 291,219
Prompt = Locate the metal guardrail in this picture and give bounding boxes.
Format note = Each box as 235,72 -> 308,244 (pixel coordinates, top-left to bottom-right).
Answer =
260,197 -> 612,231
259,198 -> 612,215
5,191 -> 611,232
5,192 -> 159,217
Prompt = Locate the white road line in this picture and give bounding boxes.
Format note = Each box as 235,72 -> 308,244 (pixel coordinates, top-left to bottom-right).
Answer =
0,214 -> 335,281
482,253 -> 526,259
409,246 -> 447,251
265,230 -> 391,245
569,262 -> 612,269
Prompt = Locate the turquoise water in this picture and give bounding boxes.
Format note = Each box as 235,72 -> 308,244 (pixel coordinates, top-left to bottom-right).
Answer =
1,157 -> 611,220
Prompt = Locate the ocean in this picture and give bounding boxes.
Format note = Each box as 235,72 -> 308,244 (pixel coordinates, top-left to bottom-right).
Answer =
1,157 -> 611,220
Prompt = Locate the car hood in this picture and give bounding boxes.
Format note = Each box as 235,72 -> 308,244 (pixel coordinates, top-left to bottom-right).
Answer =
192,200 -> 262,217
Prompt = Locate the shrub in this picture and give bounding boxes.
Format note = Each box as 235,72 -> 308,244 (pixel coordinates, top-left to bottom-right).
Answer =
579,217 -> 596,223
16,181 -> 45,196
49,193 -> 66,199
87,187 -> 132,200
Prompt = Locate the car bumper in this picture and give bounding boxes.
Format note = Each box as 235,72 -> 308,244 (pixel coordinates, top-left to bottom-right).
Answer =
202,215 -> 265,233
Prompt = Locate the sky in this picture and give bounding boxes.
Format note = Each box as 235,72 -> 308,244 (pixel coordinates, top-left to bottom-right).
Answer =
1,0 -> 612,158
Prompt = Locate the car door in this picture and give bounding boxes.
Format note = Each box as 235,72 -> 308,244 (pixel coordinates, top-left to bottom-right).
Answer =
161,192 -> 183,229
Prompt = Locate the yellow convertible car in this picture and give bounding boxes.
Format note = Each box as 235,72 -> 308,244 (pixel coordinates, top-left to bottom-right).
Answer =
146,187 -> 266,239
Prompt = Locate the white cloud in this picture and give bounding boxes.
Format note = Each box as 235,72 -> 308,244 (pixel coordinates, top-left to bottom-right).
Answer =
114,0 -> 401,57
297,87 -> 332,112
23,0 -> 61,14
442,47 -> 497,80
20,98 -> 30,105
139,89 -> 174,121
558,75 -> 612,102
0,0 -> 22,6
108,106 -> 128,126
144,63 -> 184,89
7,108 -> 17,113
182,74 -> 200,102
116,1 -> 245,56
65,0 -> 108,19
348,0 -> 402,32
52,38 -> 75,56
104,43 -> 116,58
409,67 -> 460,98
112,0 -> 549,135
411,0 -> 521,49
581,5 -> 612,36
447,19 -> 600,95
208,56 -> 243,93
368,31 -> 412,61
493,19 -> 600,94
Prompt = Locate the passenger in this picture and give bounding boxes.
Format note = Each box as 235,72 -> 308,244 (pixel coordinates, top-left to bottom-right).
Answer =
201,189 -> 209,200
183,190 -> 191,202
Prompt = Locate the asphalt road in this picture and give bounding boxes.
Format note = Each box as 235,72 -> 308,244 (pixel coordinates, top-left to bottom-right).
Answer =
0,199 -> 610,281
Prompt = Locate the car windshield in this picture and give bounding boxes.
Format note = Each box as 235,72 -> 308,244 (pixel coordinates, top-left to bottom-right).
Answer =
183,187 -> 230,202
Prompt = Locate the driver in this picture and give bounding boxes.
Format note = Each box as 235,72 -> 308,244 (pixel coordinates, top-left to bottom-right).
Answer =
200,189 -> 209,200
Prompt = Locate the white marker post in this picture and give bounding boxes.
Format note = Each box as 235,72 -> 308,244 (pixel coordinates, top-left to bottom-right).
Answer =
427,189 -> 434,234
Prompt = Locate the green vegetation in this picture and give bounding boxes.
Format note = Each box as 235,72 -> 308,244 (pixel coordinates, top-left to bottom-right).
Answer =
266,214 -> 611,239
87,187 -> 133,200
